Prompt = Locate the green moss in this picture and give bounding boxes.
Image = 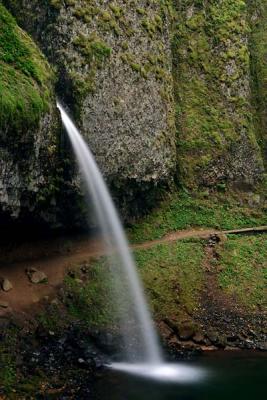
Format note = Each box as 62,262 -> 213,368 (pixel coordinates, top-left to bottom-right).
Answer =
0,3 -> 54,132
129,191 -> 267,243
73,33 -> 112,63
173,0 -> 262,187
141,15 -> 163,37
249,0 -> 267,164
71,32 -> 111,98
218,235 -> 267,309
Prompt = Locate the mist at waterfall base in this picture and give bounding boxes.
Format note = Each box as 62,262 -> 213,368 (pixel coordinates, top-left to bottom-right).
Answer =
57,102 -> 206,383
92,352 -> 267,400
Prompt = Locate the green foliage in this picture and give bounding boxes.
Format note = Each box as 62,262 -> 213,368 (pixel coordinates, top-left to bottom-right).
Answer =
129,191 -> 267,243
0,3 -> 54,132
218,235 -> 267,309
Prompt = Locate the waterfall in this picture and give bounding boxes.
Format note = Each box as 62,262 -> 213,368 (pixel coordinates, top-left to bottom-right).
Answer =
57,102 -> 162,364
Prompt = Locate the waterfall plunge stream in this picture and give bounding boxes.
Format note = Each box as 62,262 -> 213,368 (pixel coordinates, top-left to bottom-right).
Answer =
57,102 -> 161,364
57,102 -> 206,382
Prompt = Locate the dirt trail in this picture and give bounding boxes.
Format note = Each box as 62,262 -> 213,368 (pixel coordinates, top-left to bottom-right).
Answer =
0,226 -> 266,315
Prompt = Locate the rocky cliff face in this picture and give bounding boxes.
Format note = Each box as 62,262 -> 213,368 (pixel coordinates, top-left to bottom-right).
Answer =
250,0 -> 267,166
0,4 -> 63,229
173,0 -> 265,189
4,0 -> 177,216
1,0 -> 266,227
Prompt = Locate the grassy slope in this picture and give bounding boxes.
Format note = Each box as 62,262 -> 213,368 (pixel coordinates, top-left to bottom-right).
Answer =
136,239 -> 205,321
129,191 -> 267,243
57,234 -> 266,329
218,235 -> 267,309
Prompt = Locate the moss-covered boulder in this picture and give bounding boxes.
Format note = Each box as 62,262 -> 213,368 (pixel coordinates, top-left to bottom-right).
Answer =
173,0 -> 265,189
3,0 -> 177,216
0,3 -> 61,226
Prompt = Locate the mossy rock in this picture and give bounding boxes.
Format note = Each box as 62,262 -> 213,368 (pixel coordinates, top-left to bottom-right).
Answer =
0,4 -> 66,227
173,0 -> 265,189
0,3 -> 54,134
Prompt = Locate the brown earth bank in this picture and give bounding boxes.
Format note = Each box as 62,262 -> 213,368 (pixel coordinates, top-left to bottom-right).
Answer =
0,226 -> 266,316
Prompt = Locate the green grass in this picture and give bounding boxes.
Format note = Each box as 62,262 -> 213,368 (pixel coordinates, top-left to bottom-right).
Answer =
135,239 -> 205,322
218,234 -> 267,309
129,191 -> 267,243
63,261 -> 120,329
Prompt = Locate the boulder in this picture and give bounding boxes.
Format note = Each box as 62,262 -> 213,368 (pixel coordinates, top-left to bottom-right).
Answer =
27,269 -> 48,284
1,278 -> 13,292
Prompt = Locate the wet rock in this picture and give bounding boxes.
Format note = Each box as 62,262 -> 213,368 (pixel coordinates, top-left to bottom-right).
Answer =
178,324 -> 196,341
207,331 -> 226,347
226,334 -> 239,343
1,278 -> 13,292
258,342 -> 267,351
192,332 -> 205,344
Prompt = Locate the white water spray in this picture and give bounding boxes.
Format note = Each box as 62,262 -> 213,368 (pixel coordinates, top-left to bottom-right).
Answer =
57,102 -> 162,364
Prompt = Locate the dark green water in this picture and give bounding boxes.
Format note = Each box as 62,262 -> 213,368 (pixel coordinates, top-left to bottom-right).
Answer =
92,352 -> 267,400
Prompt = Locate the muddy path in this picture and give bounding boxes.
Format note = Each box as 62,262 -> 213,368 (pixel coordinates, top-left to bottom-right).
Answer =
0,226 -> 266,315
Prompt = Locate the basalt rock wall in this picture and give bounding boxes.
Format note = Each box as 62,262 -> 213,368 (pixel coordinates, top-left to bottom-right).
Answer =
0,3 -> 64,231
1,0 -> 266,228
4,0 -> 177,217
172,0 -> 266,190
